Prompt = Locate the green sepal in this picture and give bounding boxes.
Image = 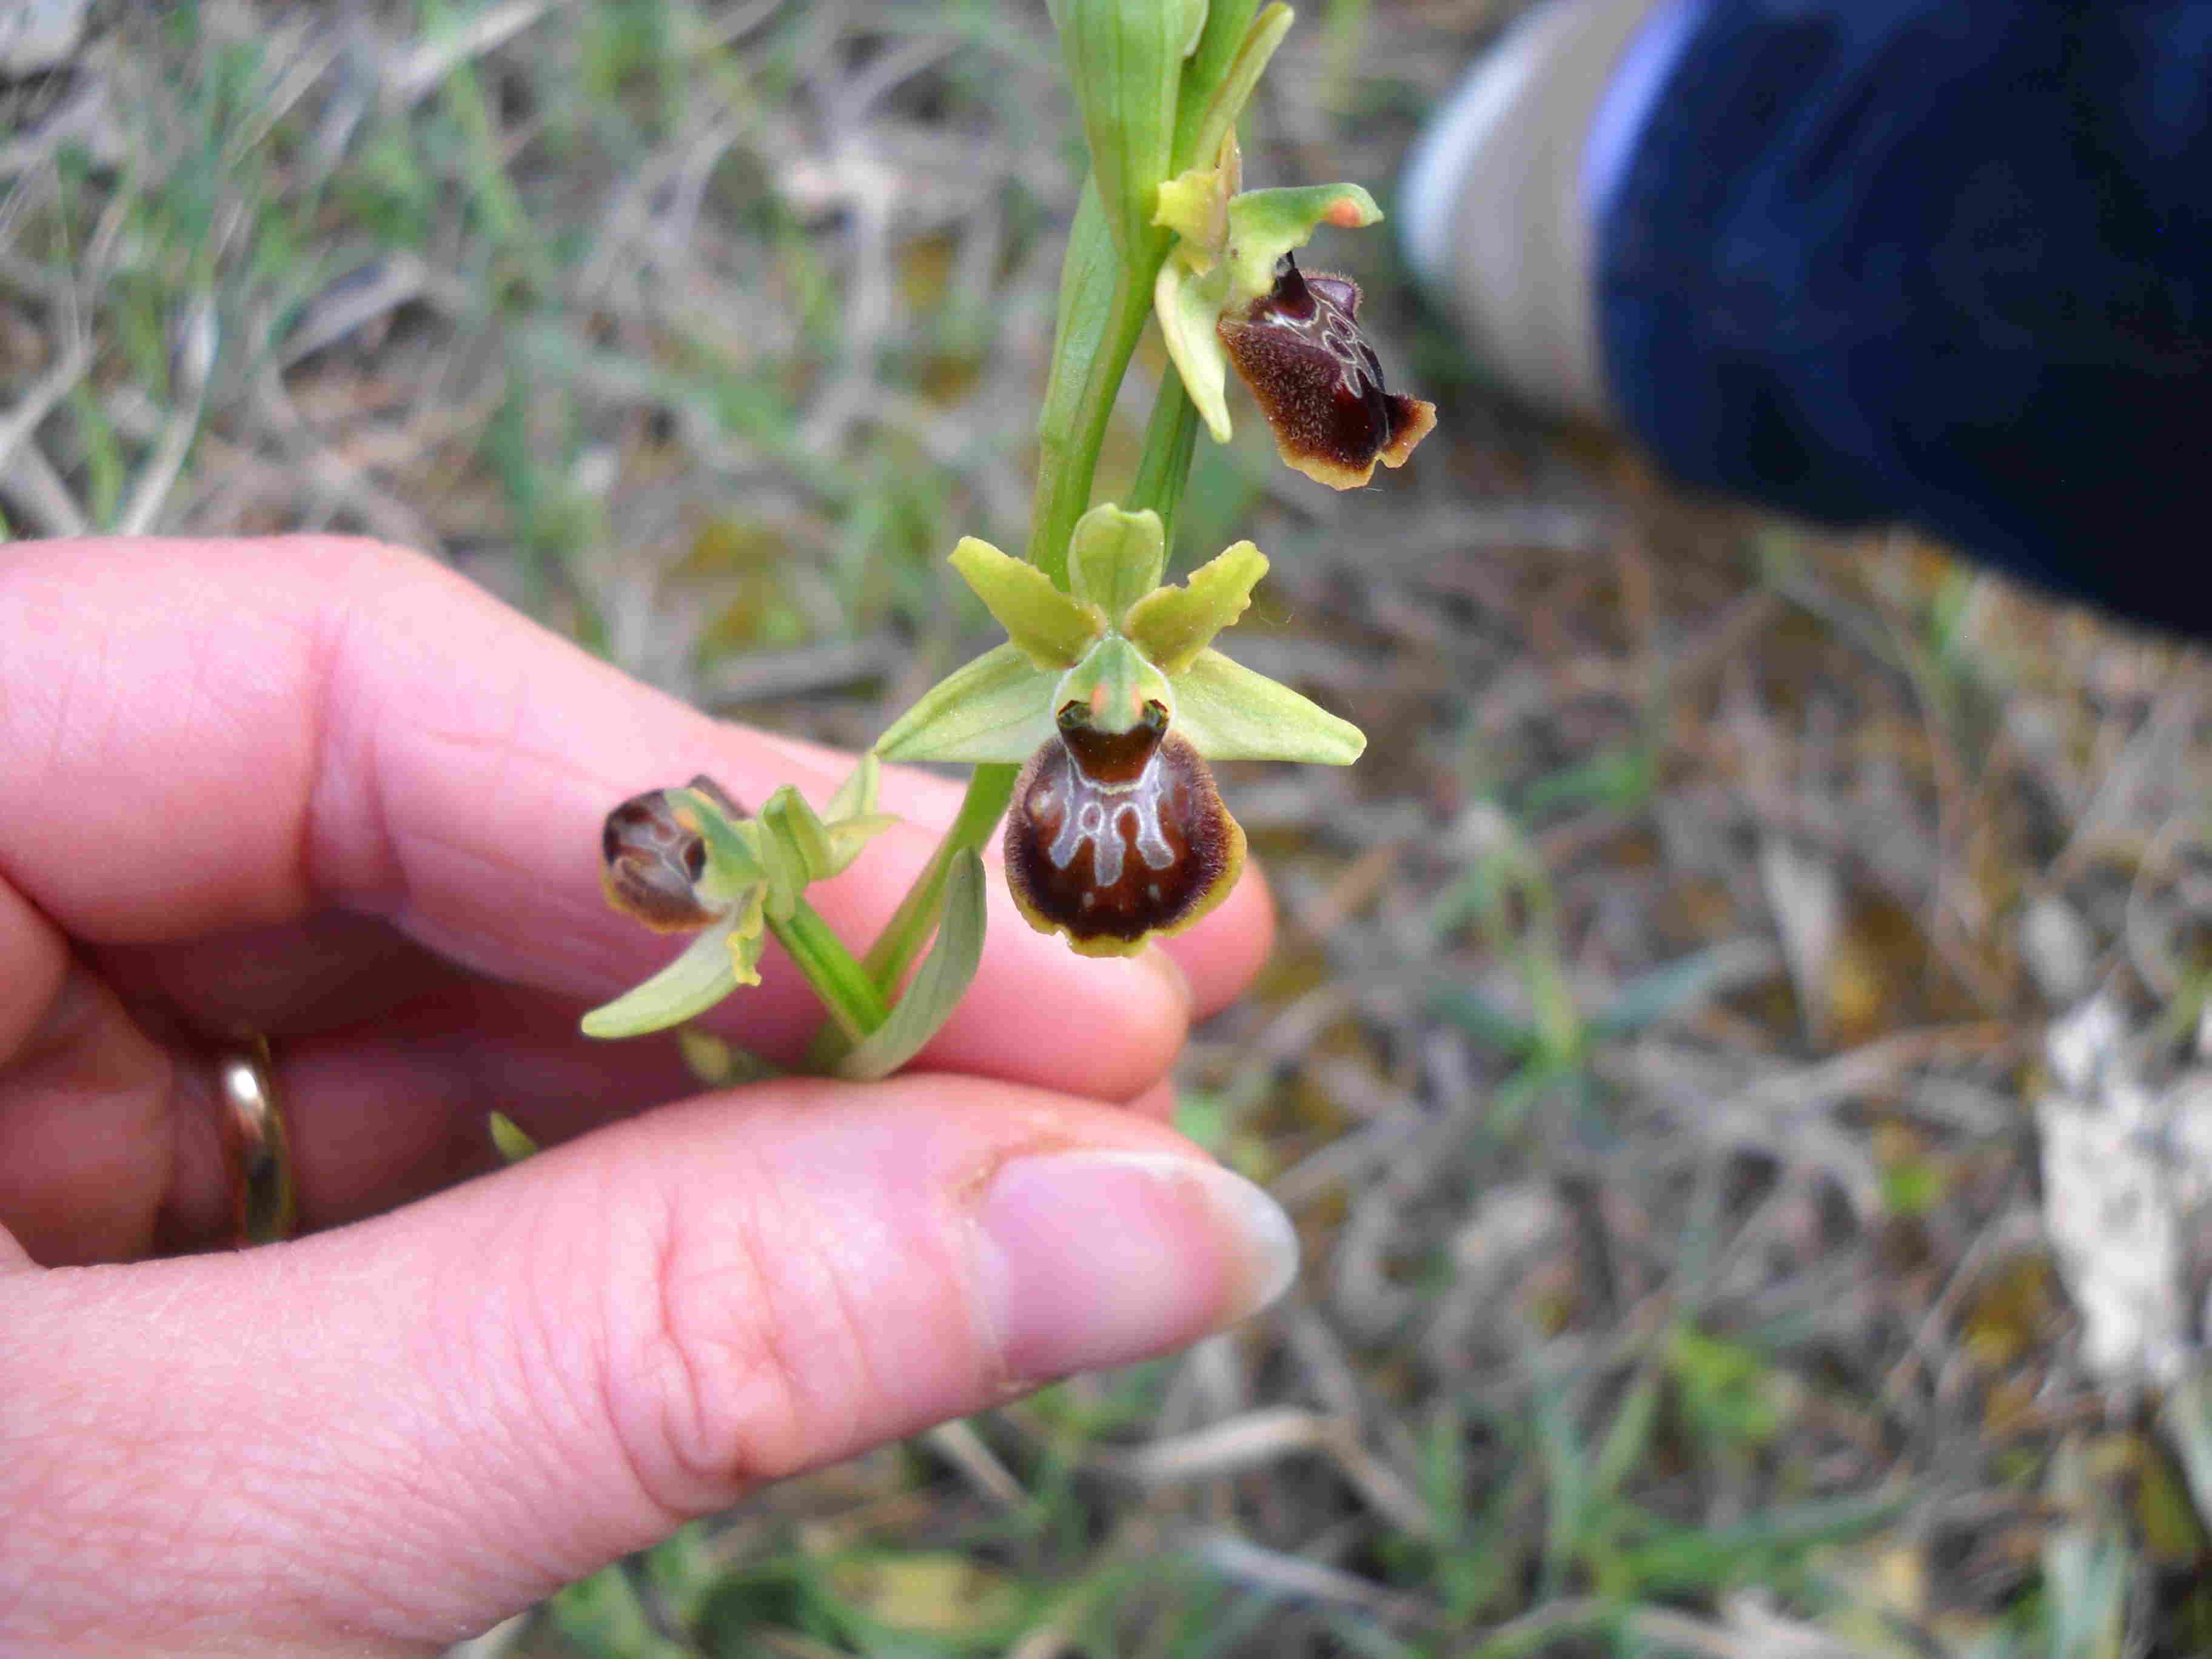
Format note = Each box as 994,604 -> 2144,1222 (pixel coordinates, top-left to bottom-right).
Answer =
1121,538 -> 1265,672
949,536 -> 1105,669
581,917 -> 745,1038
1155,260 -> 1234,442
725,886 -> 768,984
873,643 -> 1062,763
1169,647 -> 1366,763
820,756 -> 899,879
1047,0 -> 1190,260
823,752 -> 879,825
833,850 -> 990,1082
1176,2 -> 1290,173
1221,182 -> 1383,303
825,812 -> 900,877
1056,634 -> 1176,733
1068,503 -> 1167,621
761,785 -> 831,889
676,783 -> 766,892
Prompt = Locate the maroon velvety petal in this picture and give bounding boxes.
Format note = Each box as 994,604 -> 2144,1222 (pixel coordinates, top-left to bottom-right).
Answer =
1004,726 -> 1247,957
1218,256 -> 1436,489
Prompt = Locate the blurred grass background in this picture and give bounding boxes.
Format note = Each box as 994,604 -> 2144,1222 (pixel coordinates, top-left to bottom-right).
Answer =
7,2 -> 2212,1654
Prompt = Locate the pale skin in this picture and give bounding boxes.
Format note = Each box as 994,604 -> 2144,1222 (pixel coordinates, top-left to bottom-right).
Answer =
0,535 -> 1282,1655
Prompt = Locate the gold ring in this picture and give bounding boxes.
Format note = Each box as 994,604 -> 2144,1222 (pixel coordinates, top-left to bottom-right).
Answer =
215,1036 -> 297,1245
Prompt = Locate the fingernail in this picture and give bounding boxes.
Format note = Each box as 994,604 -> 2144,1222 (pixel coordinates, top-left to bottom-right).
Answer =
973,1150 -> 1298,1382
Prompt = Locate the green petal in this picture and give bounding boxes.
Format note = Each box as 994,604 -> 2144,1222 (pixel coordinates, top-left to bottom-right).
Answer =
1068,503 -> 1167,620
817,754 -> 896,878
1155,260 -> 1233,442
873,643 -> 1061,763
760,783 -> 831,893
948,536 -> 1104,667
1153,150 -> 1232,265
1176,3 -> 1291,172
823,812 -> 900,879
833,851 -> 988,1082
823,752 -> 879,823
1057,635 -> 1177,734
1121,538 -> 1266,672
675,783 -> 766,891
1221,182 -> 1382,304
727,886 -> 767,984
1169,647 -> 1366,763
580,918 -> 743,1039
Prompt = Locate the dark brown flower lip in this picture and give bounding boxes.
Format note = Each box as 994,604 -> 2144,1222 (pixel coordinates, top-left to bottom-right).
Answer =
1218,254 -> 1436,491
1054,699 -> 1169,786
1004,726 -> 1246,957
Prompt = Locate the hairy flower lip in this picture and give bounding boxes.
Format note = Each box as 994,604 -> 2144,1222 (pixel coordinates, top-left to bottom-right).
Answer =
1217,255 -> 1437,491
1004,726 -> 1245,958
1151,132 -> 1435,488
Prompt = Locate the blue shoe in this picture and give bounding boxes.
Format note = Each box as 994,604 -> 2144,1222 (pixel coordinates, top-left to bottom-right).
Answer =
1398,0 -> 1700,422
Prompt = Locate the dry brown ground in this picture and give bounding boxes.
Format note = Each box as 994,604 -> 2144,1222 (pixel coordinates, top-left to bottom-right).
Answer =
7,3 -> 2212,1653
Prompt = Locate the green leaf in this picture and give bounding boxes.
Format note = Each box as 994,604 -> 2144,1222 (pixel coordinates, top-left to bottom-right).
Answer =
1168,647 -> 1366,762
873,643 -> 1061,764
1221,181 -> 1382,303
581,919 -> 743,1039
949,537 -> 1105,668
1121,538 -> 1265,672
1068,503 -> 1167,620
834,851 -> 989,1082
1153,259 -> 1234,442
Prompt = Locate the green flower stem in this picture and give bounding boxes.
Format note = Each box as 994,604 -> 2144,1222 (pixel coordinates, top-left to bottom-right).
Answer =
803,760 -> 1019,1071
812,127 -> 1190,1067
1028,190 -> 1171,590
768,899 -> 890,1044
1127,367 -> 1199,551
862,761 -> 1018,993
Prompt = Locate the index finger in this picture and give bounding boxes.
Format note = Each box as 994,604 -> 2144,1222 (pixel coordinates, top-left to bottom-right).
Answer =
0,536 -> 1272,1095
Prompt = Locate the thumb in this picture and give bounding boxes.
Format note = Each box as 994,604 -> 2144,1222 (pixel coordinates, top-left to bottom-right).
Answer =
0,1077 -> 1295,1655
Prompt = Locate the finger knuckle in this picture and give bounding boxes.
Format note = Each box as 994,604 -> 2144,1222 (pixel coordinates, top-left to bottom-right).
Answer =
595,1178 -> 866,1518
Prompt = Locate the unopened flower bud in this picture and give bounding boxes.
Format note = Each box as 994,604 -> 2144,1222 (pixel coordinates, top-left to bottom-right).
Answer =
1218,255 -> 1436,490
600,776 -> 742,931
1004,700 -> 1246,957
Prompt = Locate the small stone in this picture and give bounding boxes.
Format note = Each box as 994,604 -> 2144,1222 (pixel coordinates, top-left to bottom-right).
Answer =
2022,894 -> 2096,1004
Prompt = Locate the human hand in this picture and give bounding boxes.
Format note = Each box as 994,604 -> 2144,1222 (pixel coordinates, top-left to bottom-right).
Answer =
0,536 -> 1288,1655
